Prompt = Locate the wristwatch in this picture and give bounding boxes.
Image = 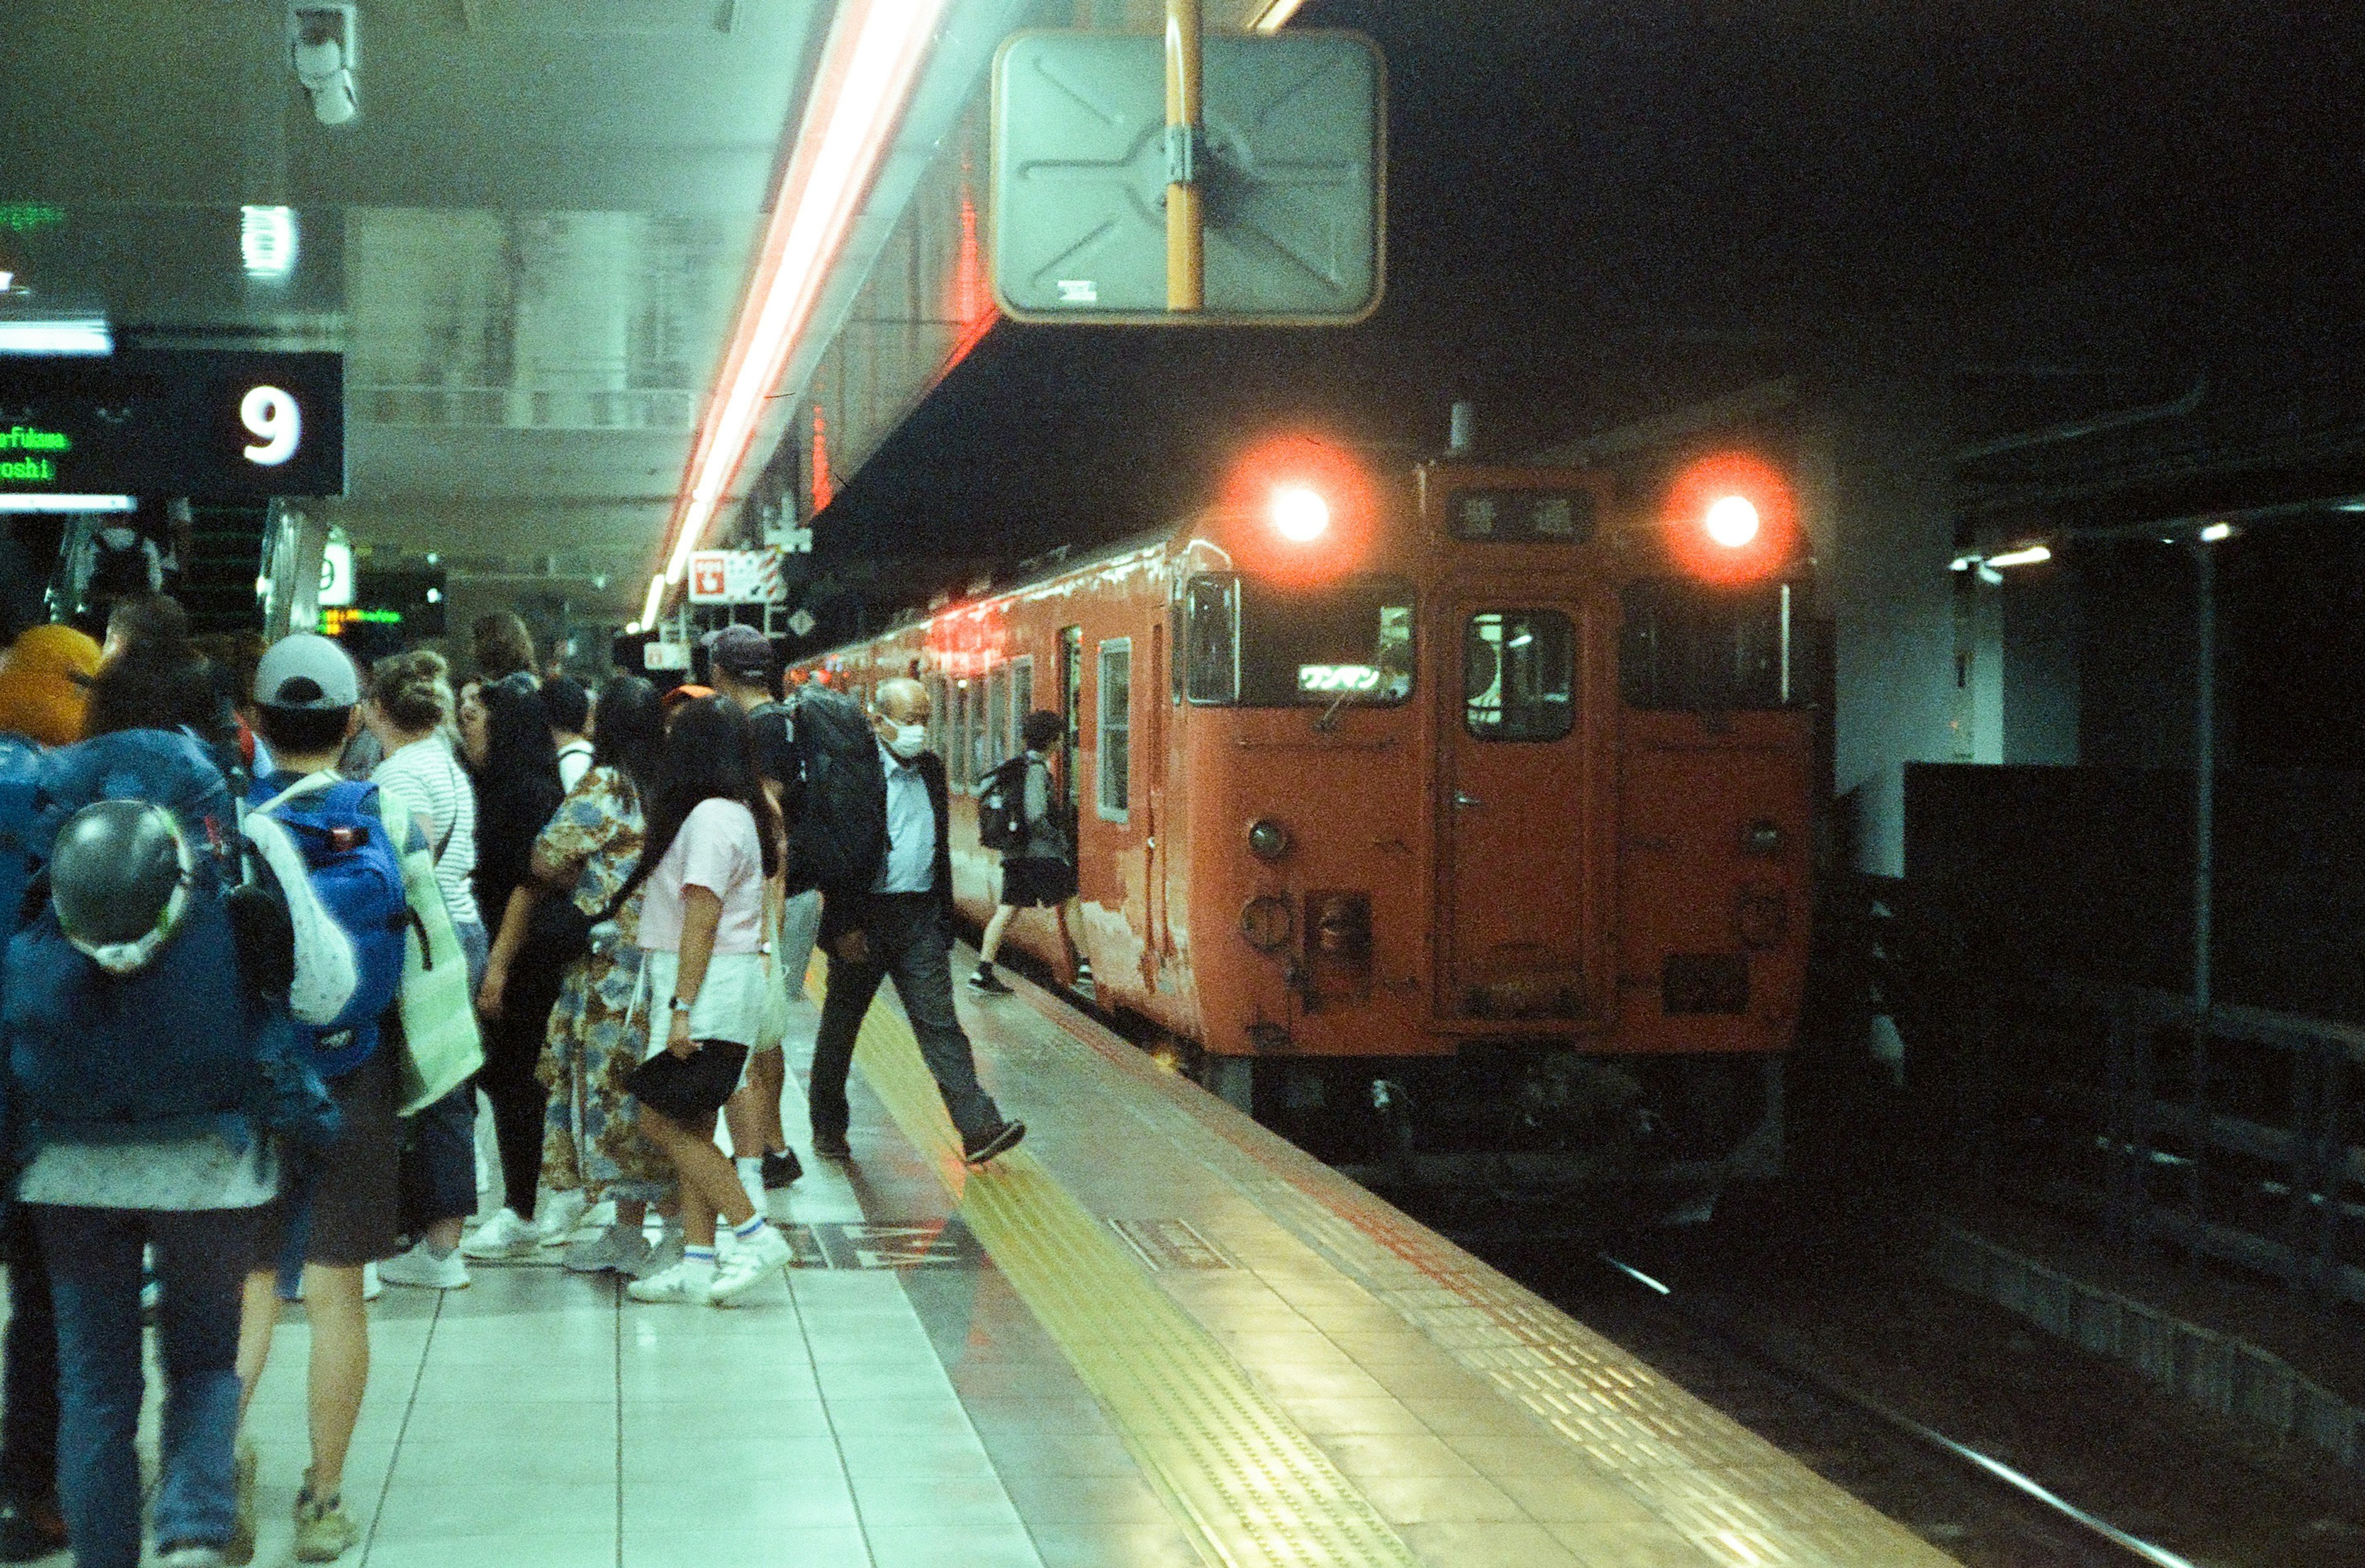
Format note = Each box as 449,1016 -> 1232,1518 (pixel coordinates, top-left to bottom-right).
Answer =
668,996 -> 694,1016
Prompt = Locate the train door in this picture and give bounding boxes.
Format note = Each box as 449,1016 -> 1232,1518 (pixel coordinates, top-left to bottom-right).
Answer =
1057,625 -> 1082,820
1439,603 -> 1595,1022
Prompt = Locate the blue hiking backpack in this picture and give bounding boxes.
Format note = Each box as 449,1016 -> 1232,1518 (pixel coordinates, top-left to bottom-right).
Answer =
0,738 -> 45,959
248,772 -> 416,1078
4,730 -> 278,1146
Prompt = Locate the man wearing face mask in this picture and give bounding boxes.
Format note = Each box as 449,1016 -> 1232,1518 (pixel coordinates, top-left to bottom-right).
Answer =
805,676 -> 1026,1167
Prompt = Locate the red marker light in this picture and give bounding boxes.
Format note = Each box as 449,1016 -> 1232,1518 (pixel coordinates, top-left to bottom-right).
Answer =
1664,451 -> 1797,582
1218,434 -> 1375,581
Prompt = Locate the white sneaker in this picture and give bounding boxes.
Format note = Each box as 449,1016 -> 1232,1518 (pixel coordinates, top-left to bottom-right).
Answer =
535,1190 -> 589,1247
626,1261 -> 711,1305
632,1230 -> 684,1280
709,1227 -> 793,1306
362,1263 -> 382,1301
377,1243 -> 471,1290
461,1208 -> 537,1259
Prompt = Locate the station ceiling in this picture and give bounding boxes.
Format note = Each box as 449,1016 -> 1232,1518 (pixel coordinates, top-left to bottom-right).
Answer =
0,0 -> 1292,621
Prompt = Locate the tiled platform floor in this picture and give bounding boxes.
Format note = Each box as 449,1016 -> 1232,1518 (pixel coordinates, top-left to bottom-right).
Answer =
59,956 -> 1957,1568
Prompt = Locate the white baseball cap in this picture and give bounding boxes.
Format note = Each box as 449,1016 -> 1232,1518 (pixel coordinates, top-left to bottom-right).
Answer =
254,632 -> 360,711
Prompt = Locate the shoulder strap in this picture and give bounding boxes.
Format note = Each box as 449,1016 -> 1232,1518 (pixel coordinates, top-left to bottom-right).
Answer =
252,768 -> 344,818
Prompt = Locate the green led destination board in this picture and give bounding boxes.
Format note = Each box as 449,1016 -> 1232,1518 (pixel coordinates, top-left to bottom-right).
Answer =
0,350 -> 342,498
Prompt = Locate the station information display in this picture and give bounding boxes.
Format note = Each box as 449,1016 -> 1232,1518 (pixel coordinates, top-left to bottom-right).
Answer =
0,349 -> 344,498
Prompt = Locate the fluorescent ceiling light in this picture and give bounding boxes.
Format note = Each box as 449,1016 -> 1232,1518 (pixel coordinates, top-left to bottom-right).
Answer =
0,272 -> 14,293
241,206 -> 299,280
642,573 -> 666,629
653,0 -> 950,606
0,493 -> 135,513
2197,522 -> 2233,543
0,318 -> 111,355
1984,544 -> 2052,569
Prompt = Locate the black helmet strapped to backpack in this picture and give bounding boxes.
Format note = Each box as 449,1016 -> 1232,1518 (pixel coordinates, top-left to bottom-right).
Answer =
47,797 -> 198,974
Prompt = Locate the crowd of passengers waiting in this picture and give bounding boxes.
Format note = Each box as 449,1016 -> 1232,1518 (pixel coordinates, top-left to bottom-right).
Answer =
0,598 -> 1032,1568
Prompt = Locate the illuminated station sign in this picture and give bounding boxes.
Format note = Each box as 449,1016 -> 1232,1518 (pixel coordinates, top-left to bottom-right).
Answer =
0,350 -> 344,499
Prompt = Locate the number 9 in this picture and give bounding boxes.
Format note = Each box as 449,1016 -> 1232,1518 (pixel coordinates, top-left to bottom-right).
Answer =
241,385 -> 301,467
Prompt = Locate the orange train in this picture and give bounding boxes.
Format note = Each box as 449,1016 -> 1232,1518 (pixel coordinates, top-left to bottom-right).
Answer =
793,438 -> 1816,1184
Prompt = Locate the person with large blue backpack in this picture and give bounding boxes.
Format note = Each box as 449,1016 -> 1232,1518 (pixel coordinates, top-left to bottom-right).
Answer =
1,658 -> 333,1568
228,634 -> 417,1566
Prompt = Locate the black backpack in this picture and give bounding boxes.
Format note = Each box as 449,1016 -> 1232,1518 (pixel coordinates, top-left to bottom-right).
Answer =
782,684 -> 887,894
976,755 -> 1031,853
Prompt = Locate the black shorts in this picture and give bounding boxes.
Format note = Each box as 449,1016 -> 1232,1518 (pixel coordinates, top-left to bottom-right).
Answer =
259,1046 -> 402,1271
1001,857 -> 1077,908
626,1041 -> 751,1125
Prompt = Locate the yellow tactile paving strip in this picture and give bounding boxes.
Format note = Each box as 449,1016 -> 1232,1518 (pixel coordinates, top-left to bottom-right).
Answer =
1011,991 -> 1966,1568
835,984 -> 1424,1568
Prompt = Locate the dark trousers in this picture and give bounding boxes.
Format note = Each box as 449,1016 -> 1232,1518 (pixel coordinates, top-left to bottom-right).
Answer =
0,1205 -> 58,1505
810,894 -> 1002,1146
477,995 -> 554,1220
38,1205 -> 258,1568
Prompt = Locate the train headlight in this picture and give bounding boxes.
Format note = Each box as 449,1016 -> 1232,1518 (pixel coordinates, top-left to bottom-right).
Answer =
1246,818 -> 1292,861
1705,495 -> 1760,549
1270,485 -> 1330,543
1743,819 -> 1784,857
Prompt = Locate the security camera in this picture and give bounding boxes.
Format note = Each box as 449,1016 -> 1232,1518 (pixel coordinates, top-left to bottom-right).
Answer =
289,5 -> 359,126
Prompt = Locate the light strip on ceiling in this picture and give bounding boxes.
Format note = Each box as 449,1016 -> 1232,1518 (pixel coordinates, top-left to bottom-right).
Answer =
648,0 -> 949,626
0,318 -> 112,356
0,494 -> 136,514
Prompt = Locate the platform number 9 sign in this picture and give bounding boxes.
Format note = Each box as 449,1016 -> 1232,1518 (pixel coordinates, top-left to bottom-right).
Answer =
240,384 -> 302,467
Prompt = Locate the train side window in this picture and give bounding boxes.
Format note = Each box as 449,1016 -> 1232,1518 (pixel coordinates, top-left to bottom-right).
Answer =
1098,637 -> 1131,821
985,667 -> 1011,767
972,674 -> 997,781
1182,575 -> 1240,704
925,675 -> 949,759
1009,656 -> 1034,745
1465,610 -> 1575,742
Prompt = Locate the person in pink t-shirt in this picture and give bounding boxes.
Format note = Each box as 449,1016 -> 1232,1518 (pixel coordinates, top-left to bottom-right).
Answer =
620,699 -> 794,1307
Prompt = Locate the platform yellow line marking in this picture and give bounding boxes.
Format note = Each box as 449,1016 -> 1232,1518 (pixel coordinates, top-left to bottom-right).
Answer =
835,978 -> 1422,1568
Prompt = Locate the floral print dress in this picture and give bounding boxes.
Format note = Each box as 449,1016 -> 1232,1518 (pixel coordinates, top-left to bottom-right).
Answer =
533,766 -> 671,1201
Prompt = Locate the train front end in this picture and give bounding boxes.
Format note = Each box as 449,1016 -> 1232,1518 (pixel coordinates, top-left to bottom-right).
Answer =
1181,443 -> 1815,1190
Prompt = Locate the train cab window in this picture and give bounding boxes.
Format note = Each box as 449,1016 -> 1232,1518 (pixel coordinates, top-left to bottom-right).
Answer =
1465,610 -> 1575,741
1180,575 -> 1239,703
1619,578 -> 1801,711
1098,638 -> 1131,821
1181,573 -> 1413,708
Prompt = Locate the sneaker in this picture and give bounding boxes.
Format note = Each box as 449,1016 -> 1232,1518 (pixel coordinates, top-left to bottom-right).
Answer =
709,1227 -> 793,1306
760,1147 -> 802,1189
291,1477 -> 357,1562
376,1243 -> 470,1290
360,1263 -> 382,1302
810,1130 -> 851,1160
962,1118 -> 1026,1167
562,1222 -> 645,1275
967,968 -> 1014,995
535,1189 -> 589,1247
159,1545 -> 227,1567
225,1439 -> 256,1565
0,1495 -> 67,1563
461,1208 -> 537,1259
626,1260 -> 711,1305
633,1230 -> 685,1280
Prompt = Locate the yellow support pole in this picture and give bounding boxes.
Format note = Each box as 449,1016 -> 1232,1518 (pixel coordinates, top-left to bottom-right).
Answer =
1164,0 -> 1204,312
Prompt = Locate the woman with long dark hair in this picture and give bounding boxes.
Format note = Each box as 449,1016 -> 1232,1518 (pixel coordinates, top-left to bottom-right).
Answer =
623,698 -> 792,1306
522,677 -> 676,1274
461,679 -> 565,1259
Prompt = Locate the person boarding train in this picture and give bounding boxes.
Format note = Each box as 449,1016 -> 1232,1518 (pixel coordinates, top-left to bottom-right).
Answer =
806,677 -> 1024,1166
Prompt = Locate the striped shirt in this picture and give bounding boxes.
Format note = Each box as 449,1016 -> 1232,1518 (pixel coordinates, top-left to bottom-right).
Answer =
372,730 -> 482,929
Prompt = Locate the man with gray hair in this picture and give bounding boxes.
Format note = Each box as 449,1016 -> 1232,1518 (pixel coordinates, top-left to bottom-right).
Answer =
806,676 -> 1024,1166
